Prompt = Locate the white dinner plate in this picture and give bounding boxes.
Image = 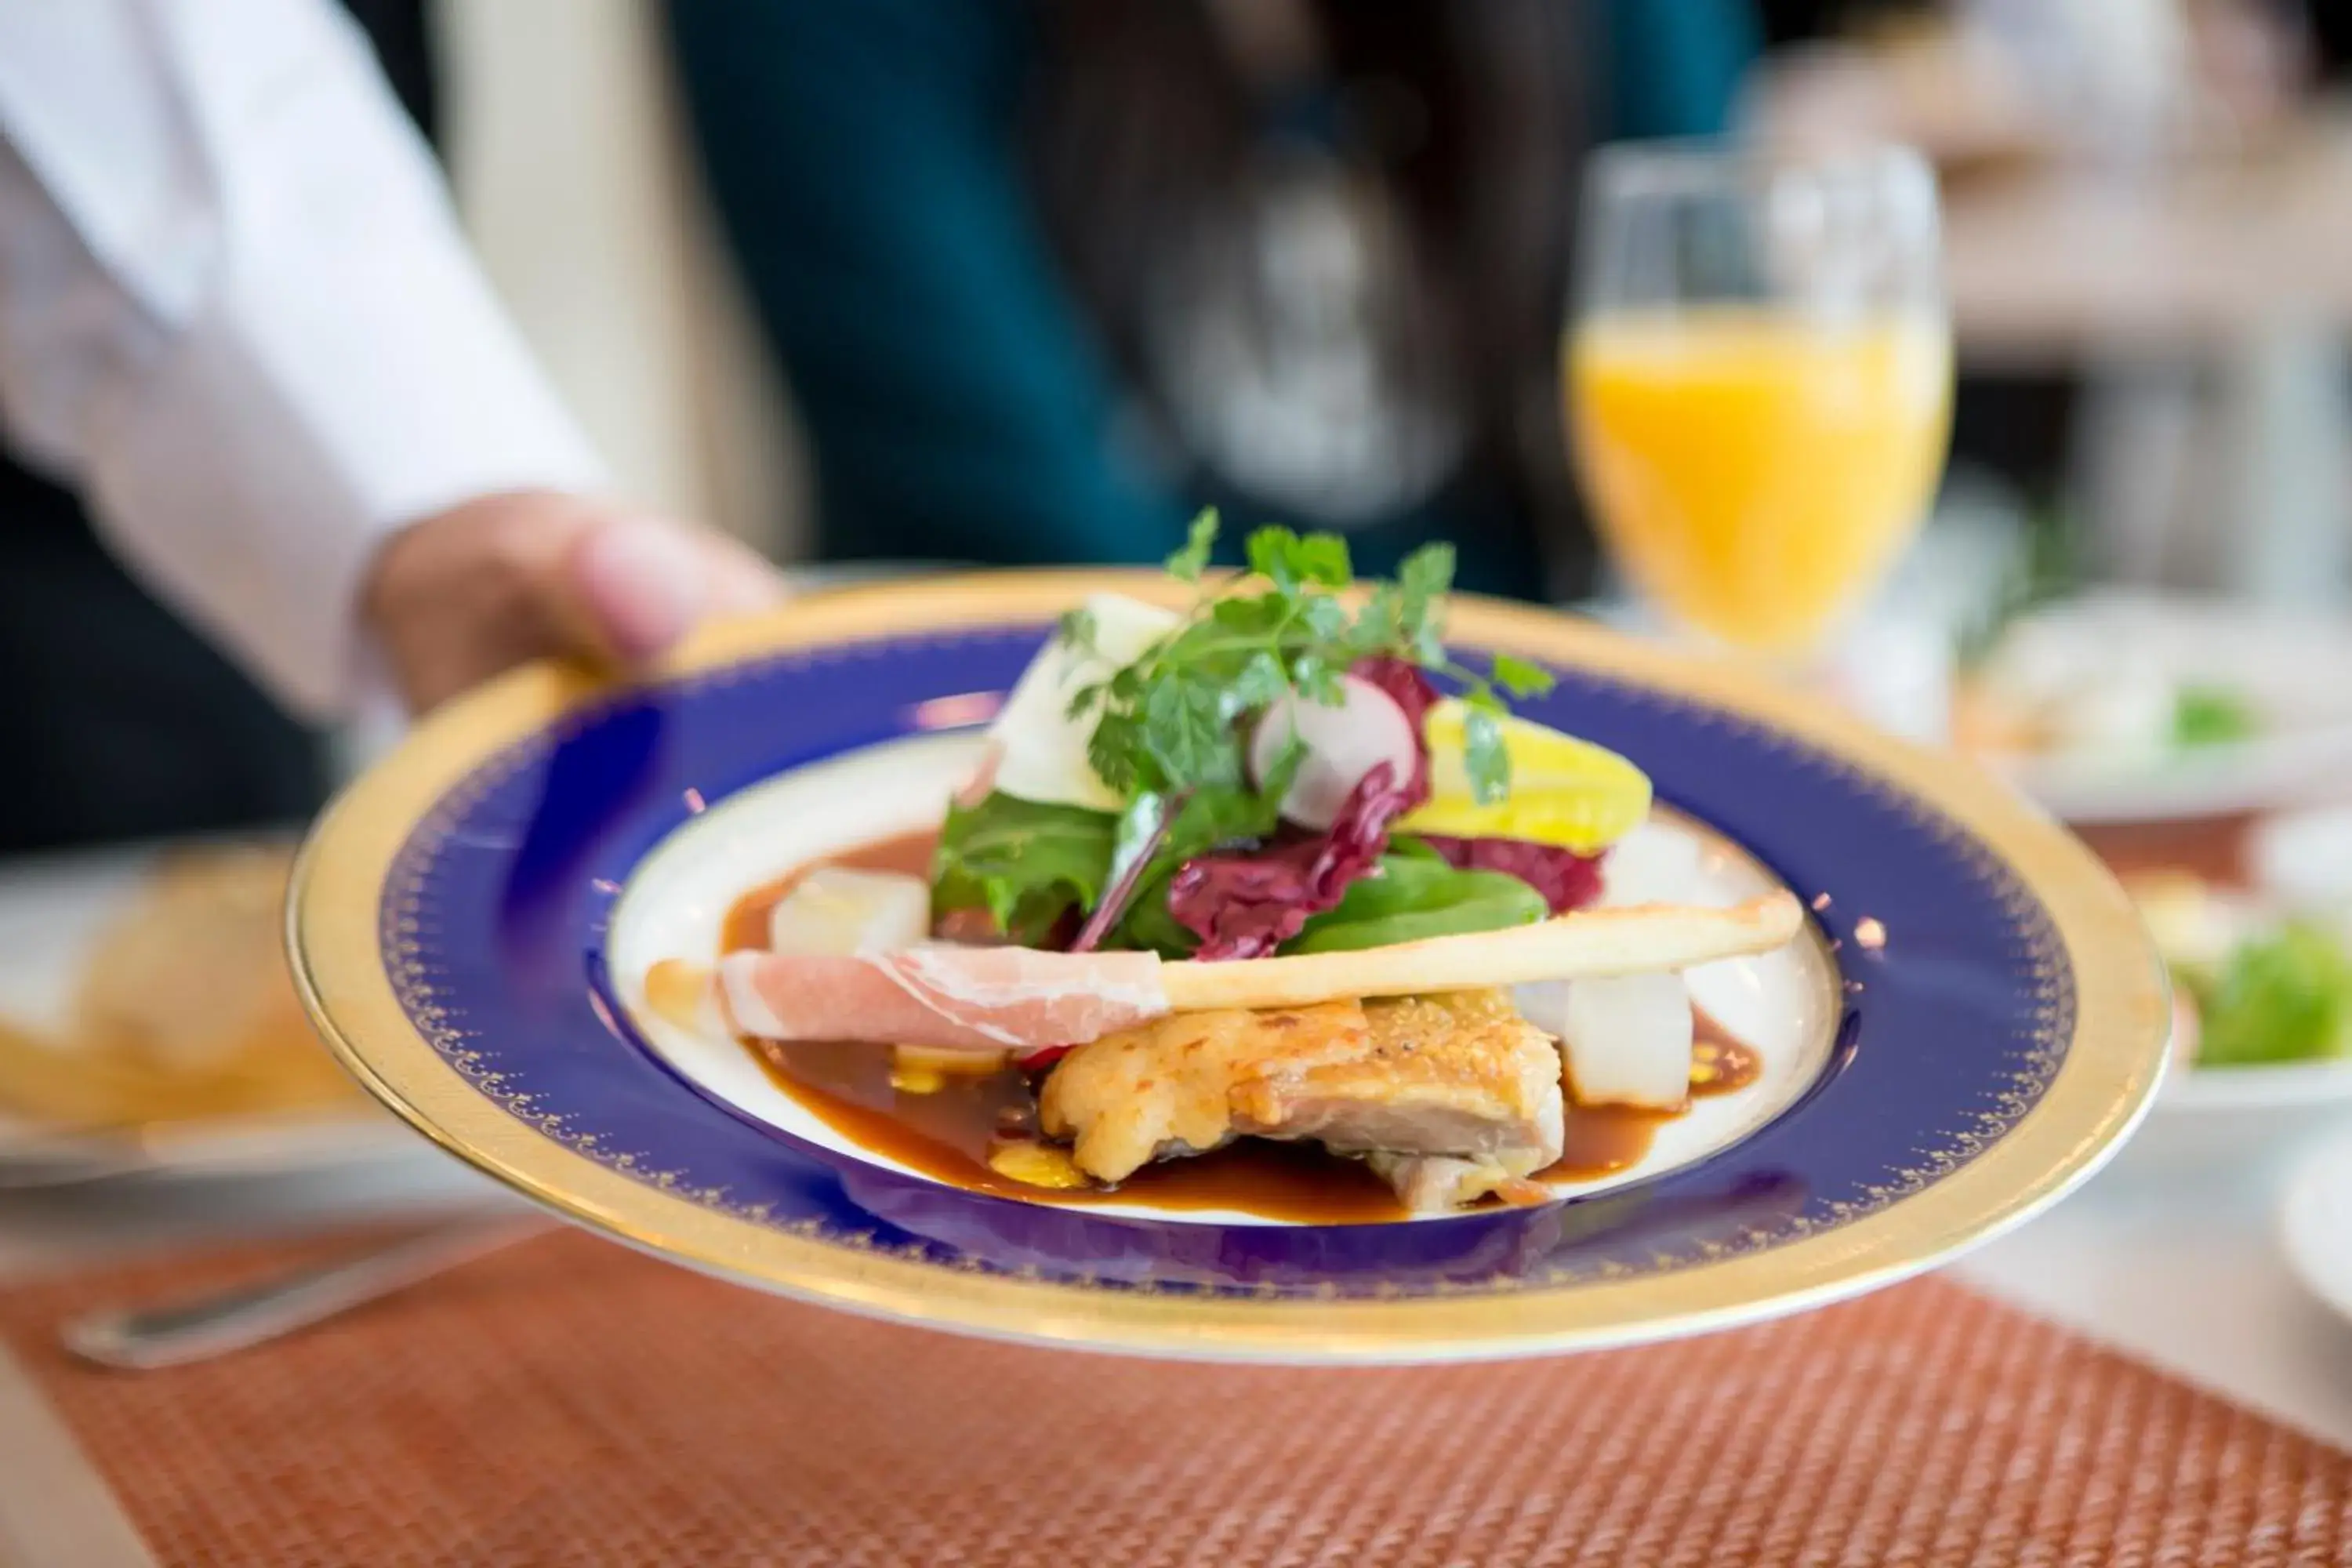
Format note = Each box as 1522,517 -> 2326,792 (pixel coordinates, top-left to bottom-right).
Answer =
1976,592 -> 2352,826
0,842 -> 427,1186
2114,1057 -> 2352,1178
2280,1131 -> 2352,1327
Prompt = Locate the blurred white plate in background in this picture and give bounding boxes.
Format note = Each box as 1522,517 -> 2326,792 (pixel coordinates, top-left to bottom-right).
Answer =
2103,815 -> 2352,1178
2281,1131 -> 2352,1328
2116,1056 -> 2352,1179
0,843 -> 423,1187
1965,591 -> 2352,825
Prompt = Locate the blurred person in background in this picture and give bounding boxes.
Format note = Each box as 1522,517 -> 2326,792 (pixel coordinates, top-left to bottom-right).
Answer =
667,0 -> 1763,603
0,1 -> 779,856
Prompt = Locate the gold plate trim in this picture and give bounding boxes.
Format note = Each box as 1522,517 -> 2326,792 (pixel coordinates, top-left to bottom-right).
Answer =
289,573 -> 2169,1362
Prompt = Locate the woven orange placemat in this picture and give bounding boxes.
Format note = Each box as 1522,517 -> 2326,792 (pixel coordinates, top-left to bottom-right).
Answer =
2,1225 -> 2348,1566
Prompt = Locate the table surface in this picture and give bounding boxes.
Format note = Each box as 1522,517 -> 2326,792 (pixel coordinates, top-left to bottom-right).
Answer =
1944,146 -> 2352,360
1847,90 -> 2352,364
2,844 -> 2349,1458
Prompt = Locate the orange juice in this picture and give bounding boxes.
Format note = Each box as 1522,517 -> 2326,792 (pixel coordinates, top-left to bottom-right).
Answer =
1569,309 -> 1952,652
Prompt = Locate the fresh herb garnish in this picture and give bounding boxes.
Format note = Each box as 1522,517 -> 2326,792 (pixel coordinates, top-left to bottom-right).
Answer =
2173,685 -> 2256,750
1068,510 -> 1552,809
1244,525 -> 1352,593
1165,510 -> 1220,583
1490,652 -> 1554,700
1055,604 -> 1098,659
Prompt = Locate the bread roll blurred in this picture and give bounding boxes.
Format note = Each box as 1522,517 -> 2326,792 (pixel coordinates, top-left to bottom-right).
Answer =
0,843 -> 361,1128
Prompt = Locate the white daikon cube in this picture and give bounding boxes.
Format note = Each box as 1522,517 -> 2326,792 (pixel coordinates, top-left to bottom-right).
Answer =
1519,972 -> 1694,1110
768,868 -> 931,956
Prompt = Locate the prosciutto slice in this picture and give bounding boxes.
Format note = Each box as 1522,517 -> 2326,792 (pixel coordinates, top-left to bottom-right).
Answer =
696,891 -> 1804,1054
718,946 -> 1168,1054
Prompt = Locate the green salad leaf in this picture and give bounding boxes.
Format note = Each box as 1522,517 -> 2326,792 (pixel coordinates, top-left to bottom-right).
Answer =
1108,877 -> 1199,957
1289,851 -> 1549,954
1102,773 -> 1301,956
939,514 -> 1570,952
2186,920 -> 2352,1067
930,793 -> 1114,943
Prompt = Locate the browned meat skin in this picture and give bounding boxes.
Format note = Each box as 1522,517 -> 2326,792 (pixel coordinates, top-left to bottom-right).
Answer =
1038,1001 -> 1367,1182
1039,989 -> 1565,1210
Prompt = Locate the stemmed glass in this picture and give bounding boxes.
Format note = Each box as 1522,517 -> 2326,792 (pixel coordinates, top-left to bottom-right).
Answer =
1566,143 -> 1954,668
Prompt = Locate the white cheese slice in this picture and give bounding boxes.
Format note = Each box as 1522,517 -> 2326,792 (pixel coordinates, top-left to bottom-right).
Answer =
988,593 -> 1178,811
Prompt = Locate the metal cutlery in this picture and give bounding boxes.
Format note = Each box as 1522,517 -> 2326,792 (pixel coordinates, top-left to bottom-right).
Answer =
61,1214 -> 550,1370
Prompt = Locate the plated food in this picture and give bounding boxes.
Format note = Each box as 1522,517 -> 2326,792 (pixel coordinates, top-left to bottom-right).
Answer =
1955,592 -> 2352,824
2079,816 -> 2352,1178
291,557 -> 2165,1360
1958,629 -> 2257,778
2128,872 -> 2352,1073
642,521 -> 1802,1218
0,844 -> 363,1131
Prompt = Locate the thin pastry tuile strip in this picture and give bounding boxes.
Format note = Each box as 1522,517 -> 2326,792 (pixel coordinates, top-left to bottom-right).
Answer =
701,891 -> 1802,1054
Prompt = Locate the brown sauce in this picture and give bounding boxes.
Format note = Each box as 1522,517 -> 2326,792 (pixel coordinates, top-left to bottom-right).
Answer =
1535,1012 -> 1761,1181
1544,1105 -> 1675,1181
1692,1018 -> 1763,1100
728,833 -> 1766,1220
756,1042 -> 1408,1222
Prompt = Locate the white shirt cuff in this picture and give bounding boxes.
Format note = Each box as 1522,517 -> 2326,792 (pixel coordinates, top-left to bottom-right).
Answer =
85,237 -> 604,720
0,0 -> 605,722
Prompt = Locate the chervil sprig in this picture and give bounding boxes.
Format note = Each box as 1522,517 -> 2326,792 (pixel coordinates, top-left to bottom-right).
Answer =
1065,510 -> 1552,806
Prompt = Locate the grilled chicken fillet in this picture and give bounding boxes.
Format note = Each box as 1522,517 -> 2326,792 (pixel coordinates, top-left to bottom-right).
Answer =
1039,989 -> 1565,1211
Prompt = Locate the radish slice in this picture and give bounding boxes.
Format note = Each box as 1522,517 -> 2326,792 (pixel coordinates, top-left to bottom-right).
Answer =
1249,674 -> 1419,830
1517,972 -> 1694,1110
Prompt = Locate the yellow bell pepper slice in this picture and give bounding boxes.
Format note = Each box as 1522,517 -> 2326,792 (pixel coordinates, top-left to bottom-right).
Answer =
1399,699 -> 1652,854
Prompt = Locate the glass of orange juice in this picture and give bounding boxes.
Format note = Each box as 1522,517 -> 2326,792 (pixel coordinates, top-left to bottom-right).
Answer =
1568,143 -> 1952,660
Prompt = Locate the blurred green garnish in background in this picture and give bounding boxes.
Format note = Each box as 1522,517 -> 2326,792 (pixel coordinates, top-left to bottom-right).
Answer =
2184,921 -> 2352,1067
1955,502 -> 2082,671
2172,685 -> 2258,750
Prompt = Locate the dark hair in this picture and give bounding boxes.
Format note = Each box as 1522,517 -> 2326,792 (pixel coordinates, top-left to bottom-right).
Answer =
1025,0 -> 1593,585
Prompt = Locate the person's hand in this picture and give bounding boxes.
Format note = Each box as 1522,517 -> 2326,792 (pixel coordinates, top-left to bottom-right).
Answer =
361,490 -> 787,713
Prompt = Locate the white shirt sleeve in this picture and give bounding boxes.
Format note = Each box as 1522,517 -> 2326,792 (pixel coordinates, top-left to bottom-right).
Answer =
0,0 -> 605,719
